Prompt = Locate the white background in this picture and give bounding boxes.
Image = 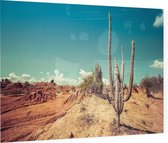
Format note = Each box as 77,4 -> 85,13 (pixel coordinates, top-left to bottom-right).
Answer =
10,0 -> 168,143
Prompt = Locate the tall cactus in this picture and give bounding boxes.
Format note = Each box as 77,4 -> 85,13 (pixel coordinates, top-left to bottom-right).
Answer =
107,12 -> 135,127
108,12 -> 114,100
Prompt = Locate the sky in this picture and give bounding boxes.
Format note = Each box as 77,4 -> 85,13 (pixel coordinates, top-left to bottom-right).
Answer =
1,1 -> 163,85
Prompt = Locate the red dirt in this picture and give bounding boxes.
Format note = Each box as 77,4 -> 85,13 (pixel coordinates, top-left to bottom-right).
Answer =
1,82 -> 79,142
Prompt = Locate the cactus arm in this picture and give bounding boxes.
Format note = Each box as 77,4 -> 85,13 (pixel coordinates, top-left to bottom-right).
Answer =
114,59 -> 118,111
119,46 -> 125,112
115,75 -> 120,127
114,60 -> 124,127
119,89 -> 124,114
108,12 -> 113,99
121,46 -> 124,84
114,59 -> 124,111
124,40 -> 135,102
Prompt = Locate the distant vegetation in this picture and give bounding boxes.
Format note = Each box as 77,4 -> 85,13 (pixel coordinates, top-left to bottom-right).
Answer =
79,74 -> 94,91
140,75 -> 163,96
0,79 -> 29,95
79,64 -> 103,94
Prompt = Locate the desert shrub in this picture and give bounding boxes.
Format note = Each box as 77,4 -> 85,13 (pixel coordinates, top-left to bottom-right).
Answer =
1,81 -> 6,88
0,78 -> 12,88
16,82 -> 23,88
79,64 -> 103,94
4,78 -> 12,83
140,75 -> 163,95
50,79 -> 54,84
79,74 -> 95,91
24,81 -> 30,88
80,114 -> 94,126
133,83 -> 138,93
93,81 -> 103,94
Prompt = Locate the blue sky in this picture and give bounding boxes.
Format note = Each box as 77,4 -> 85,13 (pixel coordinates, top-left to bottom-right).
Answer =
1,1 -> 163,85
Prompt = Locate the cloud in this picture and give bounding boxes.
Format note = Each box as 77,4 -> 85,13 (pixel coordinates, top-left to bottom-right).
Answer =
79,69 -> 92,79
45,69 -> 81,85
1,69 -> 109,86
2,73 -> 36,82
46,72 -> 50,75
150,60 -> 163,69
42,69 -> 94,85
7,73 -> 18,81
153,12 -> 163,28
79,32 -> 89,41
21,74 -> 32,80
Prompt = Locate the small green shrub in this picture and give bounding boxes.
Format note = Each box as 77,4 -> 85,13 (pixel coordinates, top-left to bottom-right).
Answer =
79,74 -> 94,91
79,64 -> 103,94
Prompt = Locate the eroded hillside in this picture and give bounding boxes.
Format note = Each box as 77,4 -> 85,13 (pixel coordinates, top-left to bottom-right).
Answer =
0,82 -> 163,142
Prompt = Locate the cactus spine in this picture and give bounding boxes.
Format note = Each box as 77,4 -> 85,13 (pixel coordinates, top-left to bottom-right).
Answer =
108,12 -> 135,127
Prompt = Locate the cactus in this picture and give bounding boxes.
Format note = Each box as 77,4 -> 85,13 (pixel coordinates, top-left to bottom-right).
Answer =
108,12 -> 114,100
94,64 -> 103,94
108,12 -> 135,127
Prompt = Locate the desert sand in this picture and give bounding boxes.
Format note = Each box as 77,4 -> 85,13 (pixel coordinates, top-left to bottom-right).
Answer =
0,82 -> 163,142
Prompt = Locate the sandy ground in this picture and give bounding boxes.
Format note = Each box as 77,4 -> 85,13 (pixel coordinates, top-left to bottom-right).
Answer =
37,92 -> 163,140
0,84 -> 163,142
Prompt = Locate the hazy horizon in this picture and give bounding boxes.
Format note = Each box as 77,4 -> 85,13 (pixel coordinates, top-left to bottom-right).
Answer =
1,1 -> 163,85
